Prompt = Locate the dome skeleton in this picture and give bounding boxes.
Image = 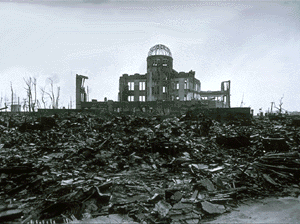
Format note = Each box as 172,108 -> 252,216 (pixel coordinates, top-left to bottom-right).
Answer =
148,44 -> 172,57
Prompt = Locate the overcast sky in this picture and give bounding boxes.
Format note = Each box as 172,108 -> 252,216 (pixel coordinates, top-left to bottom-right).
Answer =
1,0 -> 300,114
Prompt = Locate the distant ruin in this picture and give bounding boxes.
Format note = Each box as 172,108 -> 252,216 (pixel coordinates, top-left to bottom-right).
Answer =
76,44 -> 231,112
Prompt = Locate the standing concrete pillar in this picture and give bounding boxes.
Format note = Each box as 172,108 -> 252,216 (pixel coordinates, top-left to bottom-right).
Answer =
76,74 -> 88,109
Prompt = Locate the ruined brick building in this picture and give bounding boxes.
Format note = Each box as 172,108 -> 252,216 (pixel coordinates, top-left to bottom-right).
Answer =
76,44 -> 231,112
45,45 -> 252,120
118,44 -> 230,107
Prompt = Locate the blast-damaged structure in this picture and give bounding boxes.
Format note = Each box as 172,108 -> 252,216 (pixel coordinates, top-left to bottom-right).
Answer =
58,44 -> 252,120
119,44 -> 201,103
118,44 -> 230,108
76,74 -> 88,109
76,44 -> 232,114
200,81 -> 231,108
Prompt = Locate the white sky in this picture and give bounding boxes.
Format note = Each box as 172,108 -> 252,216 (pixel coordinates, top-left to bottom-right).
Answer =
1,0 -> 300,114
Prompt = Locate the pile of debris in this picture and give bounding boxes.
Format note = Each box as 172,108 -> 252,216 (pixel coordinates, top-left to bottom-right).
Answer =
0,112 -> 299,223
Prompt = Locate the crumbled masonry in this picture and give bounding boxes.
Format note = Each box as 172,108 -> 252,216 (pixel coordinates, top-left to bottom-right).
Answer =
0,112 -> 300,223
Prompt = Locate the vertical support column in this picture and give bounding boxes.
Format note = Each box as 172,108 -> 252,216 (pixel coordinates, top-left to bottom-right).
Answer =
221,80 -> 231,108
76,74 -> 88,109
227,80 -> 231,108
147,71 -> 153,101
76,75 -> 81,109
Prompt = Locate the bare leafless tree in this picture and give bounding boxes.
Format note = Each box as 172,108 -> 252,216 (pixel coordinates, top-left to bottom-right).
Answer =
274,95 -> 285,115
40,86 -> 47,109
4,95 -> 8,112
278,95 -> 284,114
36,99 -> 41,109
10,82 -> 13,109
46,78 -> 54,109
33,78 -> 37,110
0,92 -> 2,108
56,87 -> 60,109
22,98 -> 27,112
24,77 -> 32,112
24,77 -> 37,112
45,78 -> 60,109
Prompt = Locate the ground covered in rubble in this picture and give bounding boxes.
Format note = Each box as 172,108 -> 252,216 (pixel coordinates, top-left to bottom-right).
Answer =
0,112 -> 300,223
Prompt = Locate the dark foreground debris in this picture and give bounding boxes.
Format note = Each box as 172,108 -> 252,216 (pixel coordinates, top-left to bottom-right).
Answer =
0,112 -> 299,223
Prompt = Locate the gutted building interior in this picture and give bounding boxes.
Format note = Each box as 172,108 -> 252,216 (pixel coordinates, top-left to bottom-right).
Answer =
76,44 -> 230,110
118,44 -> 230,107
200,81 -> 231,108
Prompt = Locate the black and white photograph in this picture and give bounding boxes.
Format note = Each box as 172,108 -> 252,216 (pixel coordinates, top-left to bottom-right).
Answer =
1,0 -> 300,223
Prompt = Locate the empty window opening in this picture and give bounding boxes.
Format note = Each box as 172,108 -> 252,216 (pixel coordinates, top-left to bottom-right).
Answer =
163,59 -> 168,66
139,81 -> 145,90
139,95 -> 145,102
128,82 -> 134,91
184,79 -> 189,89
128,95 -> 134,101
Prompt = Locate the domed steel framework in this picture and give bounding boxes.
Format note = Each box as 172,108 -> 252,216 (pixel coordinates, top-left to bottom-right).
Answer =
148,44 -> 172,57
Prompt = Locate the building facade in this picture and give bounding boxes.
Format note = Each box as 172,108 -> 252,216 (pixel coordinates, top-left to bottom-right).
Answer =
118,44 -> 201,103
76,44 -> 230,109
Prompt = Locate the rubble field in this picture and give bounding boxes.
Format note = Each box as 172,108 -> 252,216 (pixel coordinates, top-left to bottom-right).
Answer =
0,112 -> 300,223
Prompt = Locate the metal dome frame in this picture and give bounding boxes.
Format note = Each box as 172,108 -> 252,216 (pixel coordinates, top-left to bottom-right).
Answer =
148,44 -> 172,57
